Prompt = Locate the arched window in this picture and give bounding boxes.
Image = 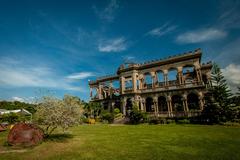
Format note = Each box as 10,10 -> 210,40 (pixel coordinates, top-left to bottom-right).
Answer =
156,71 -> 164,87
187,93 -> 200,111
146,97 -> 154,112
125,79 -> 133,90
158,96 -> 168,112
168,68 -> 178,86
144,73 -> 152,89
182,65 -> 196,84
172,95 -> 184,111
126,98 -> 133,111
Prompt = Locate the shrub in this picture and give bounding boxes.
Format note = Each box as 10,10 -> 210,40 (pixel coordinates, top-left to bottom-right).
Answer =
177,119 -> 190,124
80,116 -> 89,124
149,118 -> 159,124
0,113 -> 20,124
148,117 -> 168,125
129,107 -> 144,124
166,119 -> 175,124
142,112 -> 150,123
34,95 -> 82,136
223,121 -> 240,126
113,108 -> 120,115
101,110 -> 114,123
114,113 -> 123,119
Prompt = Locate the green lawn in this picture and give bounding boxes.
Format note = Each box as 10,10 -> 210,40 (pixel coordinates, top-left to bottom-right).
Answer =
0,124 -> 240,160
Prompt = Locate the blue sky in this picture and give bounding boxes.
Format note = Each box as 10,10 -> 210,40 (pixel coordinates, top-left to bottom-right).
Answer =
0,0 -> 240,102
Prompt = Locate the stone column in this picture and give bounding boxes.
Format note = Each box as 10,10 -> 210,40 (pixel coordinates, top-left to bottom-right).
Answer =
151,71 -> 156,88
132,71 -> 137,92
167,95 -> 172,117
163,70 -> 168,87
122,98 -> 127,115
90,87 -> 92,98
109,81 -> 113,98
96,88 -> 99,99
120,76 -> 125,94
142,99 -> 146,112
194,64 -> 202,83
182,94 -> 189,113
198,92 -> 204,110
206,71 -> 211,88
153,97 -> 158,115
177,67 -> 183,85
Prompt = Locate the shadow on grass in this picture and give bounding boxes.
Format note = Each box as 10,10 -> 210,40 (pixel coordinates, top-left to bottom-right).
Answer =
44,133 -> 74,142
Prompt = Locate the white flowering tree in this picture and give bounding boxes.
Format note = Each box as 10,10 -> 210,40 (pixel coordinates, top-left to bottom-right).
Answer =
34,95 -> 83,137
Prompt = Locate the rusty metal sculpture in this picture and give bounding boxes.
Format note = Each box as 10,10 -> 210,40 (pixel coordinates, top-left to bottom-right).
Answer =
7,123 -> 44,146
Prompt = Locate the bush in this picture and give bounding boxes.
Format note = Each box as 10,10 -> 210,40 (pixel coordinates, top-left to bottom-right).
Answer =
129,108 -> 144,124
223,121 -> 240,126
0,113 -> 20,124
177,119 -> 190,124
149,118 -> 159,124
114,113 -> 123,119
101,110 -> 114,123
113,108 -> 120,115
142,112 -> 150,123
166,119 -> 175,124
148,117 -> 169,125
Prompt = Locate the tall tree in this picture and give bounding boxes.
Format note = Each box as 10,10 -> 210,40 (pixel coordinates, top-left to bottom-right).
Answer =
210,63 -> 232,107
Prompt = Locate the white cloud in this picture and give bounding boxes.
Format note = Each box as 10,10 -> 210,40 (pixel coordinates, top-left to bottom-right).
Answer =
217,1 -> 240,29
221,64 -> 240,93
0,58 -> 86,92
93,0 -> 119,22
66,72 -> 94,80
98,37 -> 127,52
214,38 -> 240,66
147,23 -> 177,37
12,96 -> 25,102
176,28 -> 227,44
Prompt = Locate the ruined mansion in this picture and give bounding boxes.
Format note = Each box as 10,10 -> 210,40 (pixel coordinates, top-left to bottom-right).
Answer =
89,49 -> 212,117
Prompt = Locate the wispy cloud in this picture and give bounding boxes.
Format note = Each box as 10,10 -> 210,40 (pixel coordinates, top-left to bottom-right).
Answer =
12,96 -> 25,102
98,37 -> 128,52
214,38 -> 240,66
221,64 -> 240,93
218,1 -> 240,29
176,28 -> 227,44
93,0 -> 120,22
147,23 -> 177,37
0,58 -> 85,92
66,72 -> 94,80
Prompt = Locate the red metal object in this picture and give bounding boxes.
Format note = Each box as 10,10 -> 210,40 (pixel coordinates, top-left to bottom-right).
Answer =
7,123 -> 44,146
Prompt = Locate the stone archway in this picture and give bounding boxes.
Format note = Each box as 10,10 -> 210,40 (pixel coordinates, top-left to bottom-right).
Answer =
187,93 -> 199,111
146,97 -> 154,112
126,98 -> 133,111
158,96 -> 168,112
172,95 -> 184,111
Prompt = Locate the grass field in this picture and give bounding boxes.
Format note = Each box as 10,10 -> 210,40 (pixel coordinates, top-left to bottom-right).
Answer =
0,124 -> 240,160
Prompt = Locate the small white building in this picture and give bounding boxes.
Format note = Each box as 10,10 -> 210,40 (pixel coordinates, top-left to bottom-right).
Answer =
0,108 -> 32,115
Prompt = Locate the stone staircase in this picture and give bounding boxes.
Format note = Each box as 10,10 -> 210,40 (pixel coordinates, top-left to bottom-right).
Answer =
113,116 -> 129,124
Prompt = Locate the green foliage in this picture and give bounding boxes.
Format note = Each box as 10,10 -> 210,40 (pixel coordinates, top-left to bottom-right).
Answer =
210,63 -> 232,107
200,63 -> 239,124
0,113 -> 20,124
0,101 -> 36,113
176,119 -> 190,124
101,110 -> 114,123
114,113 -> 123,119
34,95 -> 82,136
83,102 -> 102,118
148,117 -> 160,124
113,108 -> 120,115
129,104 -> 145,124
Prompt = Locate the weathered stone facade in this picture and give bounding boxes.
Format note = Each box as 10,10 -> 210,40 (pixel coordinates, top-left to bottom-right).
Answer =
89,49 -> 212,117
